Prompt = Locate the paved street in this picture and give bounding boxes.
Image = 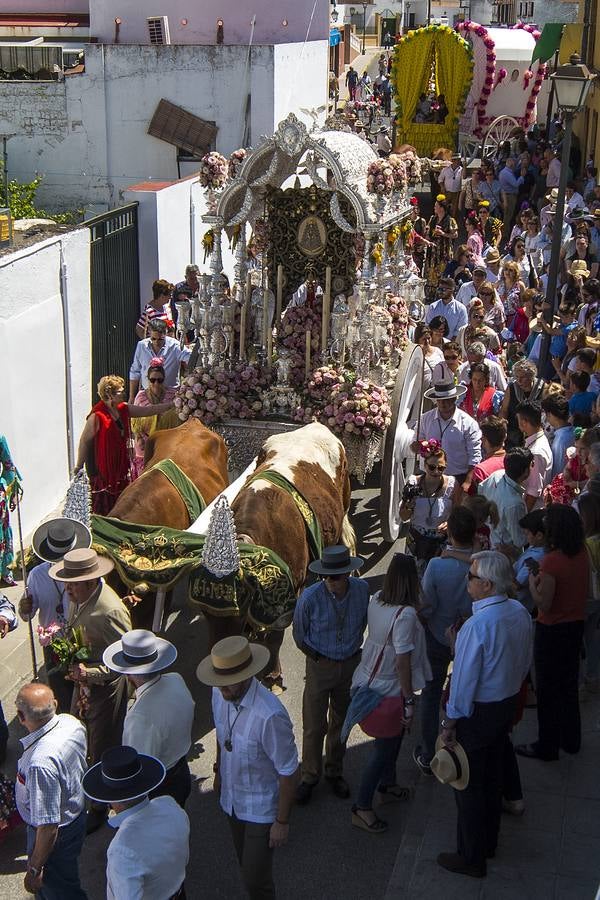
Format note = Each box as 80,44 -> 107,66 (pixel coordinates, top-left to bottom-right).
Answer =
2,469 -> 600,898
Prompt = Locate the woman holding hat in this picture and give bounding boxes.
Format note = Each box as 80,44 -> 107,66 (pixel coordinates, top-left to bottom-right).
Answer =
563,231 -> 599,281
347,554 -> 431,833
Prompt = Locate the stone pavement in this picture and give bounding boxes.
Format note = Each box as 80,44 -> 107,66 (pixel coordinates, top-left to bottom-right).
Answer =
2,480 -> 600,898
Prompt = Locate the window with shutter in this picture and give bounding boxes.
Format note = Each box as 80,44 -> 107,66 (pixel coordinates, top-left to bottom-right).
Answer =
148,16 -> 170,45
148,99 -> 218,157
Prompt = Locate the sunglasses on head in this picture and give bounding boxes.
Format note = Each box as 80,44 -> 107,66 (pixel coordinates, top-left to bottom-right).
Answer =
426,462 -> 446,472
149,377 -> 164,384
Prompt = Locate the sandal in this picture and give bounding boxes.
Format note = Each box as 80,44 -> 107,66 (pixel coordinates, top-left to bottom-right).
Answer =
377,784 -> 412,802
351,805 -> 388,833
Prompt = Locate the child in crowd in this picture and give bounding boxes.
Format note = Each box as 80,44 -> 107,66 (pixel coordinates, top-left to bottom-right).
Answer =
568,371 -> 597,418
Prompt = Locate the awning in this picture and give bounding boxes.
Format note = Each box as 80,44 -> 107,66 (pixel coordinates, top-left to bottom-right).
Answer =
330,28 -> 342,47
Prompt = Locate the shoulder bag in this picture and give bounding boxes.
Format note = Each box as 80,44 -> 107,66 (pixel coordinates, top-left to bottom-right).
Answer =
359,606 -> 407,738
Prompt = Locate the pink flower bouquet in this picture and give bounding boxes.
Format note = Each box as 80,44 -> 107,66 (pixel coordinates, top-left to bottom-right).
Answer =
198,152 -> 229,190
366,159 -> 395,196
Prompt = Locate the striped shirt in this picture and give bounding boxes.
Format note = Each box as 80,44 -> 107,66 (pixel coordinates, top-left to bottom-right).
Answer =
293,577 -> 369,661
136,302 -> 172,333
15,714 -> 87,827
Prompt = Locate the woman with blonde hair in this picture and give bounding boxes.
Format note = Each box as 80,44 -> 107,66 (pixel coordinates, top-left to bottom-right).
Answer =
75,374 -> 173,514
498,260 -> 525,320
477,281 -> 506,335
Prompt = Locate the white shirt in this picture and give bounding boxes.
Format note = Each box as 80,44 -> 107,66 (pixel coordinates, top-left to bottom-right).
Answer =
455,281 -> 478,307
411,407 -> 482,476
352,597 -> 432,696
524,430 -> 553,507
15,714 -> 87,827
479,470 -> 527,550
212,678 -> 298,824
485,266 -> 500,284
26,561 -> 69,632
129,336 -> 191,389
425,298 -> 468,339
438,164 -> 463,193
458,358 -> 507,391
107,796 -> 189,900
122,673 -> 194,770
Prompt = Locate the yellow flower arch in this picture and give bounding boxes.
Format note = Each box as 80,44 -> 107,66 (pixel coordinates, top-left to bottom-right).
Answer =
392,25 -> 474,157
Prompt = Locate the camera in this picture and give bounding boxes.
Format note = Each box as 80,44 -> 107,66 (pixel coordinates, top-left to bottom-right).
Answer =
402,482 -> 422,503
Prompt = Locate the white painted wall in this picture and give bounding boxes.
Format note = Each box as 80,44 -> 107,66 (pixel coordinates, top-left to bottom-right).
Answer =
0,228 -> 91,535
123,178 -> 239,308
0,41 -> 327,213
89,0 -> 328,45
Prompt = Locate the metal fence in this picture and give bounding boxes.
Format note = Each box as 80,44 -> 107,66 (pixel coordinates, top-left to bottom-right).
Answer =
86,203 -> 140,396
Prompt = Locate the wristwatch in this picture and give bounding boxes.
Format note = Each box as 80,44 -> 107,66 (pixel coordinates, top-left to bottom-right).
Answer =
440,718 -> 455,730
404,697 -> 415,706
27,865 -> 42,878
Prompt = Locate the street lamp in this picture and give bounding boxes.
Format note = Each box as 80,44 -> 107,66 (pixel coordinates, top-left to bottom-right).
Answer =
331,5 -> 339,23
538,54 -> 596,375
362,2 -> 367,55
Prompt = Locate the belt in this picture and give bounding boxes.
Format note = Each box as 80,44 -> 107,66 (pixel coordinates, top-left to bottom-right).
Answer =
302,643 -> 360,664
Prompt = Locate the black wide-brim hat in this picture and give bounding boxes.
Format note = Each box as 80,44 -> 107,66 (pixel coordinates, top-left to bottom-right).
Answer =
308,544 -> 364,576
32,517 -> 92,564
82,746 -> 165,804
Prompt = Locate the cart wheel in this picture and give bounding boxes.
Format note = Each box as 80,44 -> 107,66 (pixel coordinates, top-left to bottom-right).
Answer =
380,342 -> 424,543
459,132 -> 480,168
482,116 -> 520,161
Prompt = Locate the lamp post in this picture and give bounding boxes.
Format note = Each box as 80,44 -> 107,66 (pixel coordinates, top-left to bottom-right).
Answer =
362,2 -> 367,55
538,54 -> 596,376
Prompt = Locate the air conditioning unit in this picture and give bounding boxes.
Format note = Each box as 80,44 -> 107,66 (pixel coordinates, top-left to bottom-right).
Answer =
148,16 -> 171,45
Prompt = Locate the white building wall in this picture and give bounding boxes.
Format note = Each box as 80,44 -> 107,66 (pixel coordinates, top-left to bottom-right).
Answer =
0,41 -> 327,213
0,228 -> 91,534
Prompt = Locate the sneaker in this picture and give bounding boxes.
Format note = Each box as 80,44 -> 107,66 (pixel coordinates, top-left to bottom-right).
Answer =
412,745 -> 432,776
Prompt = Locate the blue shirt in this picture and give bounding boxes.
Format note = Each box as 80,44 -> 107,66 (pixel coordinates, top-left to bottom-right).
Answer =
447,594 -> 532,719
513,546 -> 545,611
292,577 -> 369,661
129,336 -> 191,389
550,424 -> 575,478
421,555 -> 472,646
498,166 -> 523,195
425,297 -> 468,339
569,391 -> 597,417
550,322 -> 577,359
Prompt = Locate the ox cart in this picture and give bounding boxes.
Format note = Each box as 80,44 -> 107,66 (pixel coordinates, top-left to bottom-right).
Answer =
392,22 -> 546,165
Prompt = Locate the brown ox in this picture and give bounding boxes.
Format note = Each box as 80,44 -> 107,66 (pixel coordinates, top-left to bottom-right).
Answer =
207,422 -> 355,680
109,418 -> 228,528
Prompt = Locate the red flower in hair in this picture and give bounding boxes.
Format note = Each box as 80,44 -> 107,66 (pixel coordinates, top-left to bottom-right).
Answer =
150,356 -> 165,367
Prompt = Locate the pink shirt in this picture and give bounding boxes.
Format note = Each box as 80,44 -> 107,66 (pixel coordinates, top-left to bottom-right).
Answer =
472,454 -> 505,490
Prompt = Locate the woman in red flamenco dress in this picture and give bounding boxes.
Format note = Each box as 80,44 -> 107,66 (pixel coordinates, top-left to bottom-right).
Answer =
75,375 -> 173,515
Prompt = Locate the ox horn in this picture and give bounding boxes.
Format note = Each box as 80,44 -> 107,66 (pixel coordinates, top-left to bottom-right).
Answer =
201,495 -> 241,579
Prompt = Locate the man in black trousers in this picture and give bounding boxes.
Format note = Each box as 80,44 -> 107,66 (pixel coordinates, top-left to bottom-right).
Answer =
436,551 -> 532,878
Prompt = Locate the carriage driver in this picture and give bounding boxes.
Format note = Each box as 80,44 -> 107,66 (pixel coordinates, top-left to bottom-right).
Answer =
292,544 -> 369,804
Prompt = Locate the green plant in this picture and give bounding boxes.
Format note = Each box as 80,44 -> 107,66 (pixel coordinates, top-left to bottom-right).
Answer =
0,166 -> 82,223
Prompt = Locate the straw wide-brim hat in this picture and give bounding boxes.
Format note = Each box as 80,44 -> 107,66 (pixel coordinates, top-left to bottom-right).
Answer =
196,635 -> 270,687
48,547 -> 114,582
570,260 -> 590,278
82,746 -> 165,804
485,248 -> 501,263
424,380 -> 467,401
431,736 -> 470,790
308,544 -> 364,576
545,188 -> 559,202
103,630 -> 177,676
32,517 -> 91,564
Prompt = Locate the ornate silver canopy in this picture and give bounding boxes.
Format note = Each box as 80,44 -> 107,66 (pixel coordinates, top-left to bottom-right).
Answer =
204,113 -> 411,236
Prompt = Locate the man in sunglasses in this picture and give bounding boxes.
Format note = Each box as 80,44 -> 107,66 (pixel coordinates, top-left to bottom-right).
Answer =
455,266 -> 487,307
437,551 -> 531,878
292,545 -> 368,805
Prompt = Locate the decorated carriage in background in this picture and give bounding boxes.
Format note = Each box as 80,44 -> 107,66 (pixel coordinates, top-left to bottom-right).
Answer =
392,21 -> 545,164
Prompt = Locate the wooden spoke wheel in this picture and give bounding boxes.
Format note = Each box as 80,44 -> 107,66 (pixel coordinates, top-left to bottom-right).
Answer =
482,116 -> 520,161
380,342 -> 425,543
459,132 -> 481,168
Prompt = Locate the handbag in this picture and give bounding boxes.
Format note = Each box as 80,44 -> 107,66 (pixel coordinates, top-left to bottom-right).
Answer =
359,607 -> 406,739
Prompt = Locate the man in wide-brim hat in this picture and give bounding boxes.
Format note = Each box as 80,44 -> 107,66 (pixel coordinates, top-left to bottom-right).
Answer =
82,745 -> 190,898
292,544 -> 369,805
50,548 -> 132,834
410,380 -> 482,494
197,635 -> 299,900
19,518 -> 92,710
103,629 -> 195,809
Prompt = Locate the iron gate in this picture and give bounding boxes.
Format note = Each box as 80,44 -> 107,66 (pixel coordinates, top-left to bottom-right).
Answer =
87,203 -> 140,396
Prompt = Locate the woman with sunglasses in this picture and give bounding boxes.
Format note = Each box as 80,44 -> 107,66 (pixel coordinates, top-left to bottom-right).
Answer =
347,553 -> 431,833
400,441 -> 457,571
130,359 -> 179,478
477,282 -> 505,335
503,236 -> 536,289
428,315 -> 449,349
457,300 -> 501,357
497,261 -> 525,321
431,342 -> 462,384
